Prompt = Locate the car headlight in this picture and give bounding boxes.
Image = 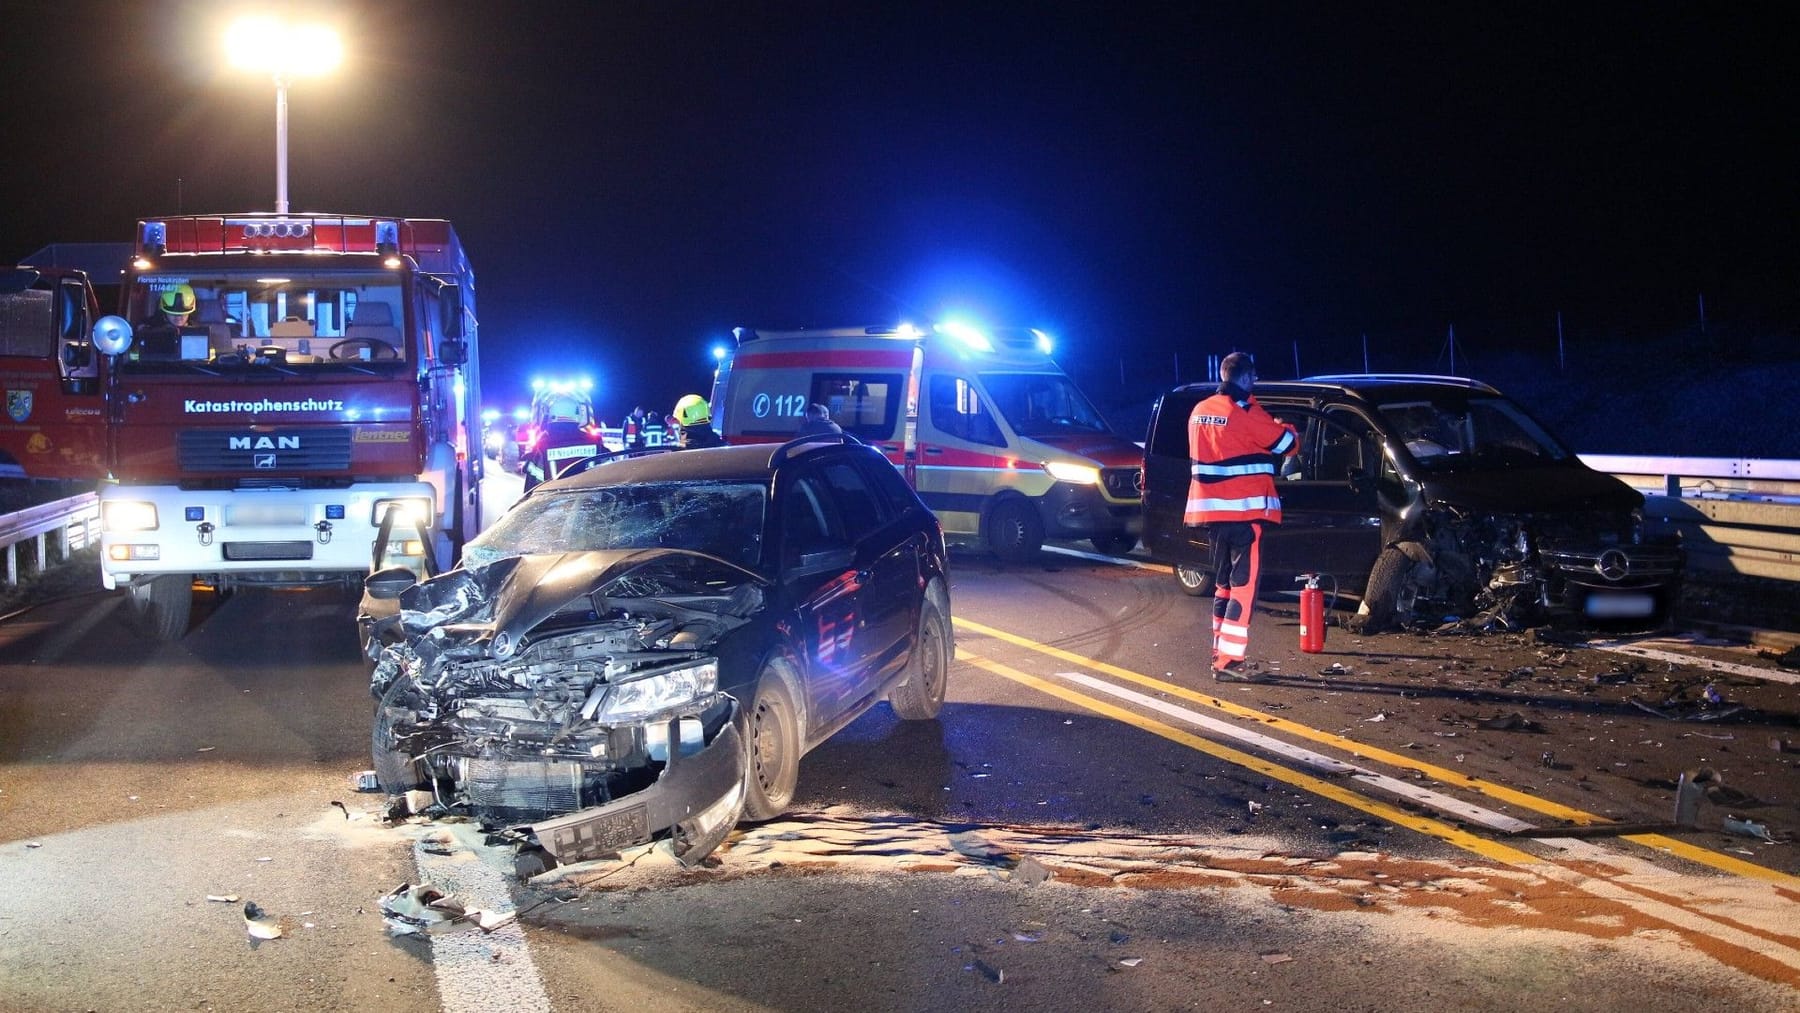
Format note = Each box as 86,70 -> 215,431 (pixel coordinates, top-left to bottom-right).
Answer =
584,660 -> 719,724
372,497 -> 433,527
1043,460 -> 1100,485
102,500 -> 159,532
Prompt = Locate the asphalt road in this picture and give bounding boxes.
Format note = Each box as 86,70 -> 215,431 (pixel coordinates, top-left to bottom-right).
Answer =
2,531 -> 1797,1011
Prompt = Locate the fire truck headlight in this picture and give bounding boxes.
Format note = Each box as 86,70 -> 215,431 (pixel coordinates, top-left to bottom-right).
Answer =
1043,461 -> 1100,485
102,501 -> 159,532
372,497 -> 434,527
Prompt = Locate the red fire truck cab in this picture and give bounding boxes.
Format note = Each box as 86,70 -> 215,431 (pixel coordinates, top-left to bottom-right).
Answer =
0,265 -> 107,483
96,214 -> 482,638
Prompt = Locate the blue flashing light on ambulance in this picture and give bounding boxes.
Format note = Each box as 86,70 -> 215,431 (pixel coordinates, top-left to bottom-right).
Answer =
711,321 -> 1142,559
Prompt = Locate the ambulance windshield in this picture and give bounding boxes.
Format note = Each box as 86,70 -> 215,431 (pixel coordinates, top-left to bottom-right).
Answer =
980,372 -> 1112,437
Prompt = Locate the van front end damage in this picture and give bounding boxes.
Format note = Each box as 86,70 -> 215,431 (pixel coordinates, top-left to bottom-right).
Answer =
370,550 -> 763,867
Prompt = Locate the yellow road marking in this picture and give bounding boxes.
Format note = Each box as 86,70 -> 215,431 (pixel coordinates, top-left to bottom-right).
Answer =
955,649 -> 1542,865
955,616 -> 1800,887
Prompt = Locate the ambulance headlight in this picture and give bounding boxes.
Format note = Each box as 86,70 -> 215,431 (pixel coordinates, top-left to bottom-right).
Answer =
1043,461 -> 1100,485
372,497 -> 433,527
101,500 -> 159,532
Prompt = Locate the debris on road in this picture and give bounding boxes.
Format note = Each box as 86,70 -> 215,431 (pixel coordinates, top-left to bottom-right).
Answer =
1115,957 -> 1144,969
243,901 -> 284,941
1011,855 -> 1052,886
379,882 -> 517,936
1628,690 -> 1745,722
206,894 -> 240,903
1318,662 -> 1350,676
1475,711 -> 1545,733
349,770 -> 382,793
1722,817 -> 1785,843
1261,952 -> 1295,965
330,801 -> 351,820
24,841 -> 41,849
1757,644 -> 1800,669
969,958 -> 1005,983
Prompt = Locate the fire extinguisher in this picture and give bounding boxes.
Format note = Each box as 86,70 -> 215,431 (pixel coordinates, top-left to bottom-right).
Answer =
1297,572 -> 1326,653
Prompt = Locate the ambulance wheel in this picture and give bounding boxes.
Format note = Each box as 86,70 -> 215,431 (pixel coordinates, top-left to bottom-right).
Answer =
986,499 -> 1043,563
1174,563 -> 1213,597
128,574 -> 193,640
1092,532 -> 1137,555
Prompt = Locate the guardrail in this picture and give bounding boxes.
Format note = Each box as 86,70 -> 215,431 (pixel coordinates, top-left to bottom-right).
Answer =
1581,454 -> 1800,583
0,492 -> 99,586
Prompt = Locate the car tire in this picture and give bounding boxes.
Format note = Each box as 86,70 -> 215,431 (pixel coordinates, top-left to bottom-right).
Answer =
1091,532 -> 1138,555
741,659 -> 802,821
1355,546 -> 1418,633
986,498 -> 1043,563
890,596 -> 951,720
372,674 -> 426,797
128,574 -> 192,641
1174,563 -> 1213,597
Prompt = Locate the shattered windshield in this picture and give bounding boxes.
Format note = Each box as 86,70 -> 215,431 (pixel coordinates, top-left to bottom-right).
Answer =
1378,397 -> 1571,470
465,481 -> 767,571
980,372 -> 1113,436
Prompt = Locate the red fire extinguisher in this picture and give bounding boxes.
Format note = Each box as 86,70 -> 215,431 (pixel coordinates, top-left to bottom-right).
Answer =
1297,573 -> 1326,653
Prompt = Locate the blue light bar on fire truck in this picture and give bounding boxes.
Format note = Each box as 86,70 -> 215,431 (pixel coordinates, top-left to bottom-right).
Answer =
531,377 -> 593,394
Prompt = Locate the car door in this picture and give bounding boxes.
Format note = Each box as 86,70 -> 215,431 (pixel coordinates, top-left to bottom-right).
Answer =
1261,405 -> 1386,586
776,467 -> 870,732
1140,388 -> 1208,565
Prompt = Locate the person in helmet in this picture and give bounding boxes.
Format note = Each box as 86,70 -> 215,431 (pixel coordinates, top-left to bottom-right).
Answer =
521,387 -> 602,491
135,282 -> 198,358
672,394 -> 725,449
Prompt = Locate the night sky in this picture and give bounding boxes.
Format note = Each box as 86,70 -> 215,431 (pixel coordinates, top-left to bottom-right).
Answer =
3,2 -> 1794,420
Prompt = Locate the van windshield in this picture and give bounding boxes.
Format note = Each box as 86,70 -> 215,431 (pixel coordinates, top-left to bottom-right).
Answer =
980,372 -> 1112,436
1377,397 -> 1571,471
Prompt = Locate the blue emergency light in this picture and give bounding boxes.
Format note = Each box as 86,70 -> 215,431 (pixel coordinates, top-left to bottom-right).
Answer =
326,505 -> 346,520
184,506 -> 204,522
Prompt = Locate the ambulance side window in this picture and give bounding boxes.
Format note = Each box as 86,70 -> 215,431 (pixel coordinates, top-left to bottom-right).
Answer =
928,376 -> 1005,448
811,373 -> 900,441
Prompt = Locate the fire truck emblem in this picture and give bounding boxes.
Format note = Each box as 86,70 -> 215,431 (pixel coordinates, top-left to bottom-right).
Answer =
5,389 -> 31,423
253,454 -> 277,469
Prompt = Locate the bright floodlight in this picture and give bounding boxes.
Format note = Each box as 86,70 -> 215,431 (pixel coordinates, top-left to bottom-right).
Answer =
226,17 -> 343,77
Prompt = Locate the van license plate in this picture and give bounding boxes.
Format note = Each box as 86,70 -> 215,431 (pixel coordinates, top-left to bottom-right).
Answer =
1586,592 -> 1654,618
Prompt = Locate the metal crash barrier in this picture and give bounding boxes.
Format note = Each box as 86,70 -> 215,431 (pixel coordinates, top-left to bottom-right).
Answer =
0,492 -> 99,586
1582,455 -> 1800,583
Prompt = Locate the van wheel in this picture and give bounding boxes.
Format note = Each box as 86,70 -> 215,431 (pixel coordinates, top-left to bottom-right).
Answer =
741,660 -> 801,821
986,499 -> 1043,563
1092,532 -> 1137,555
1174,563 -> 1213,597
128,575 -> 193,640
1354,546 -> 1418,633
890,597 -> 950,720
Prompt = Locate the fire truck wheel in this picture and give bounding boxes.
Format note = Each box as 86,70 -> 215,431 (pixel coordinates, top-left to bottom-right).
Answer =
986,498 -> 1043,563
128,575 -> 192,640
1174,563 -> 1214,597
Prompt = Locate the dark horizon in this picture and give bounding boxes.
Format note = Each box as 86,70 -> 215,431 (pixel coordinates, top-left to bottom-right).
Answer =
3,2 -> 1794,419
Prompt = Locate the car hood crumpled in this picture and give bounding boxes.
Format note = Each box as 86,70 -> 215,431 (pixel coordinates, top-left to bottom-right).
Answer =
397,548 -> 767,651
1419,461 -> 1643,515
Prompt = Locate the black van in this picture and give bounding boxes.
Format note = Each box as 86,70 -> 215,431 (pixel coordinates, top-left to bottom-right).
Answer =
1141,374 -> 1683,631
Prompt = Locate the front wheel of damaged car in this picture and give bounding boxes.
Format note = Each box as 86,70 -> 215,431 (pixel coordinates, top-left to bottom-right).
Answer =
372,675 -> 427,796
741,660 -> 801,821
889,598 -> 950,720
1353,546 -> 1417,633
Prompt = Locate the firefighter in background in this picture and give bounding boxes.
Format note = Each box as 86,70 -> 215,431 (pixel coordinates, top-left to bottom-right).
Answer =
672,394 -> 726,449
624,405 -> 649,449
1185,352 -> 1299,681
521,389 -> 601,491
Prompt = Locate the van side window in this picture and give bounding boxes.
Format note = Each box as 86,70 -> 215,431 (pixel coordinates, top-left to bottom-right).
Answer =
1149,393 -> 1200,458
928,375 -> 1005,447
811,373 -> 901,441
1318,408 -> 1377,483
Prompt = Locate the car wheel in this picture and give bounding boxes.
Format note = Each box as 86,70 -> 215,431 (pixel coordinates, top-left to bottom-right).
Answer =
372,675 -> 426,797
741,660 -> 801,821
1091,532 -> 1138,555
1354,546 -> 1418,633
986,498 -> 1043,563
128,574 -> 192,640
890,596 -> 951,720
1174,563 -> 1213,597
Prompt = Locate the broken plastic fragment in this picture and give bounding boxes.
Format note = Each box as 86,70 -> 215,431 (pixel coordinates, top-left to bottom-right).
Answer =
243,901 -> 284,940
970,959 -> 1004,984
1261,952 -> 1294,964
349,770 -> 382,793
1117,957 -> 1143,968
1722,817 -> 1782,843
1011,856 -> 1052,886
379,882 -> 517,936
206,894 -> 240,903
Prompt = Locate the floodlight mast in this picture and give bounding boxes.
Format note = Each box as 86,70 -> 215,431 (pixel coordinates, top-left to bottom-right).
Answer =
225,17 -> 342,214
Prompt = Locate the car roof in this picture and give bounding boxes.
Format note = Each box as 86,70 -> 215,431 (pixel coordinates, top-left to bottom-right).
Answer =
548,436 -> 876,490
1171,373 -> 1503,406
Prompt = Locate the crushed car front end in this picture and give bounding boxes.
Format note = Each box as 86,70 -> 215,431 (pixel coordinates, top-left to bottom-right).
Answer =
370,550 -> 762,867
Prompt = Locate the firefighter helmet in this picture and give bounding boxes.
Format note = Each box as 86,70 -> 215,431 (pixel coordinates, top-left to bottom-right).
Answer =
158,283 -> 197,317
674,394 -> 711,427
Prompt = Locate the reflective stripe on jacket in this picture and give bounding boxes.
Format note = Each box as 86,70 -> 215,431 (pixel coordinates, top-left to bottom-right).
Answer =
1185,391 -> 1298,524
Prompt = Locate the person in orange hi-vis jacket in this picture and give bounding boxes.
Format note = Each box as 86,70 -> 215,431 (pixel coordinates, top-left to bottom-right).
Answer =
1185,352 -> 1299,681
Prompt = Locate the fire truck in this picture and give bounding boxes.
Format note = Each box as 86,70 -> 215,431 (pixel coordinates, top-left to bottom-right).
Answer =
712,323 -> 1143,560
0,264 -> 107,485
93,213 -> 482,638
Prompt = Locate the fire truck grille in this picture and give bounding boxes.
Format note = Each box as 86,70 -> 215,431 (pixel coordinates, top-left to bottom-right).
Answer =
178,428 -> 354,472
1101,467 -> 1142,500
222,541 -> 315,561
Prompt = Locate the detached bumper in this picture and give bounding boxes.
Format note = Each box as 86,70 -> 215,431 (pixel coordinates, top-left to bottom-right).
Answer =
530,701 -> 746,866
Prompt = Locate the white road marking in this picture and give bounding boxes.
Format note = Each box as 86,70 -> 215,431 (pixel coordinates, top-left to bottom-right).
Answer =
1587,638 -> 1800,685
1042,544 -> 1162,568
411,837 -> 553,1013
1050,670 -> 1538,833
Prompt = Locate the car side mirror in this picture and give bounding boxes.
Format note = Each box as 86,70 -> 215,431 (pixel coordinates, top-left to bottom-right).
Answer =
365,566 -> 420,600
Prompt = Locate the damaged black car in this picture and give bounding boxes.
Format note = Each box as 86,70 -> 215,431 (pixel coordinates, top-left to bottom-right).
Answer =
362,437 -> 953,867
1141,375 -> 1684,632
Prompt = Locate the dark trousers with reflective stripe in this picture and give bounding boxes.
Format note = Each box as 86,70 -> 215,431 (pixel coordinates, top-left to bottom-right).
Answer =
1207,520 -> 1264,669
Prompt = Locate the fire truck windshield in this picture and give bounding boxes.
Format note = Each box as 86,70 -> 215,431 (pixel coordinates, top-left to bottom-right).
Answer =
122,271 -> 408,372
980,372 -> 1113,437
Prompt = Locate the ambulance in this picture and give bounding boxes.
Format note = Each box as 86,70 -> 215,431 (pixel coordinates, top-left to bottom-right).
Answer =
712,323 -> 1142,560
